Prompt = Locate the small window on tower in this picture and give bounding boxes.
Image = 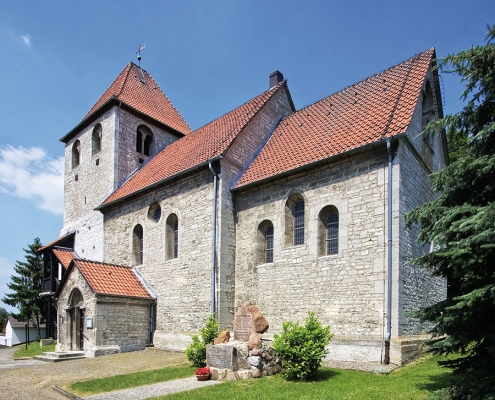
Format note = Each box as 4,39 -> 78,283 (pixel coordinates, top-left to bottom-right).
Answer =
92,124 -> 102,156
72,140 -> 80,168
136,125 -> 153,159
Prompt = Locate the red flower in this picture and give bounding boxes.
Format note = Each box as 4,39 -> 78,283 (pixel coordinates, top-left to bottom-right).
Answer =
195,367 -> 211,376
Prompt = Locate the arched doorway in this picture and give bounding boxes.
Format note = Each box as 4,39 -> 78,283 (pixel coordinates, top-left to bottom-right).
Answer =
69,289 -> 85,351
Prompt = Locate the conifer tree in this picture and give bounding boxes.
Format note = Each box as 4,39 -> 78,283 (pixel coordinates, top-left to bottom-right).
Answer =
406,25 -> 495,399
2,238 -> 45,340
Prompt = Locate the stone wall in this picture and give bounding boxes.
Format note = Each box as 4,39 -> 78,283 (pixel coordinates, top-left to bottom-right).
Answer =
234,147 -> 389,359
62,106 -> 181,261
116,108 -> 181,185
103,169 -> 216,335
215,85 -> 294,327
395,93 -> 447,336
92,295 -> 153,356
56,267 -> 97,352
62,110 -> 117,261
56,266 -> 153,357
102,85 -> 294,342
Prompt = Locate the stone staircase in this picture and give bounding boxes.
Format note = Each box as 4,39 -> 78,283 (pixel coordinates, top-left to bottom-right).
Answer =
34,351 -> 86,363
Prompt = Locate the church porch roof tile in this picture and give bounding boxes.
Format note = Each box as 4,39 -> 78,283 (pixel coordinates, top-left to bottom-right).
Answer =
73,259 -> 152,299
52,248 -> 77,269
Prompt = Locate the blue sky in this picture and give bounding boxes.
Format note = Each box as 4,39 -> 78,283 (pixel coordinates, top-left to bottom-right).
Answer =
0,1 -> 492,313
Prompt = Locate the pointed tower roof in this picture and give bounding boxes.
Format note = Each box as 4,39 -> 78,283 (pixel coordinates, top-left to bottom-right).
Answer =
61,62 -> 190,142
234,48 -> 437,189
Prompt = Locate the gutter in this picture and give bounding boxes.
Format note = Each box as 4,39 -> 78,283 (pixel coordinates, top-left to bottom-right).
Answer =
208,160 -> 219,316
384,137 -> 393,364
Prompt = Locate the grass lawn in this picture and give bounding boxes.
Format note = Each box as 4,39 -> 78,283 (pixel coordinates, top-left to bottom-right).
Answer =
13,340 -> 56,358
152,355 -> 454,400
68,364 -> 197,397
65,354 -> 454,399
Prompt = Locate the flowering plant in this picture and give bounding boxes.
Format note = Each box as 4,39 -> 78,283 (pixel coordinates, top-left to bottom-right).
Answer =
195,367 -> 211,376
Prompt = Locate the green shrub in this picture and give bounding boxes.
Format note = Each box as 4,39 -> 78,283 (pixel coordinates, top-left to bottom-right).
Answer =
273,311 -> 333,381
185,314 -> 219,367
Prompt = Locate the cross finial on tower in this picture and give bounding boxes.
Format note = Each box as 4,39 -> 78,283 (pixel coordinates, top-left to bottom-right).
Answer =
135,43 -> 146,67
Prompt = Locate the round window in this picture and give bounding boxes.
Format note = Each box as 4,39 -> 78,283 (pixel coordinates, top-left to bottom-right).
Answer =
148,203 -> 161,223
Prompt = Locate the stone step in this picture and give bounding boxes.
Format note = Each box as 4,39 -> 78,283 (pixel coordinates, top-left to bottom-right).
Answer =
34,351 -> 86,363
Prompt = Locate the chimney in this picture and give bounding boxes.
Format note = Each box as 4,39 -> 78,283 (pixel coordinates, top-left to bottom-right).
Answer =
269,70 -> 284,89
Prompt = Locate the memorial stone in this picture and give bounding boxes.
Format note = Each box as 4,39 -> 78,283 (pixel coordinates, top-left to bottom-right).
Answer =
233,302 -> 269,341
206,344 -> 239,371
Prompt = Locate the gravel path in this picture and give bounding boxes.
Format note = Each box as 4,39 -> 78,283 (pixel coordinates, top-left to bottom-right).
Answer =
85,376 -> 221,400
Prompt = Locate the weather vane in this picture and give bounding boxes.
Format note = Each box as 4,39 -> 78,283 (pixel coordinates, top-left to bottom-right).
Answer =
135,43 -> 146,67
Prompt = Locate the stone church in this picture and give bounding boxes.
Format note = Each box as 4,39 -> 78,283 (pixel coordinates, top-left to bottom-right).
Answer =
39,48 -> 447,364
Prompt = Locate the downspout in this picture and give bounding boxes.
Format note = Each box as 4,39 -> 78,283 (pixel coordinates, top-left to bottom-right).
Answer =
384,138 -> 393,364
208,160 -> 218,316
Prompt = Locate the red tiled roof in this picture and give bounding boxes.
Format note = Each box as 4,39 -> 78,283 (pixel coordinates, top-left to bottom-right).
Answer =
101,82 -> 286,207
53,248 -> 77,268
74,259 -> 152,299
84,62 -> 191,135
234,49 -> 435,189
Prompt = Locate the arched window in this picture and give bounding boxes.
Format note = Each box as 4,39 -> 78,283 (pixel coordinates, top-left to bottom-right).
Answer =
285,194 -> 305,246
257,220 -> 274,265
92,124 -> 102,155
166,214 -> 178,260
136,129 -> 143,153
72,140 -> 80,168
326,213 -> 339,255
144,135 -> 153,156
132,224 -> 144,265
294,201 -> 305,245
265,226 -> 274,263
136,125 -> 153,159
318,206 -> 339,256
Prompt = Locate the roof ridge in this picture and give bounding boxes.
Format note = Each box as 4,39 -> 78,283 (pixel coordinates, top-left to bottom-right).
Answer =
295,48 -> 435,114
75,258 -> 132,268
116,62 -> 133,98
194,81 -> 284,134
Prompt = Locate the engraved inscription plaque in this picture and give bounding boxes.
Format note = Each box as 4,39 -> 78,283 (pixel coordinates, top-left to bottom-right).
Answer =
234,314 -> 252,341
206,344 -> 239,371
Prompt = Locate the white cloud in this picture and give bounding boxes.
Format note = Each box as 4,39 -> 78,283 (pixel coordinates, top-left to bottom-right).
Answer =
21,34 -> 31,47
0,146 -> 64,215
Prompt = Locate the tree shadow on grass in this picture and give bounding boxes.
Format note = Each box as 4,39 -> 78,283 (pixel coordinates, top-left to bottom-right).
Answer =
312,368 -> 341,382
416,370 -> 454,393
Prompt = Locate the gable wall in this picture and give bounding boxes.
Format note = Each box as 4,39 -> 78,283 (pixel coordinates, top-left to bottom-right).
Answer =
396,92 -> 447,336
215,86 -> 294,326
56,267 -> 97,351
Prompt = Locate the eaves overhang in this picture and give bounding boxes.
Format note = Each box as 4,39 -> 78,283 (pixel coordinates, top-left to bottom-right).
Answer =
96,156 -> 223,212
60,96 -> 187,144
231,134 -> 405,193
